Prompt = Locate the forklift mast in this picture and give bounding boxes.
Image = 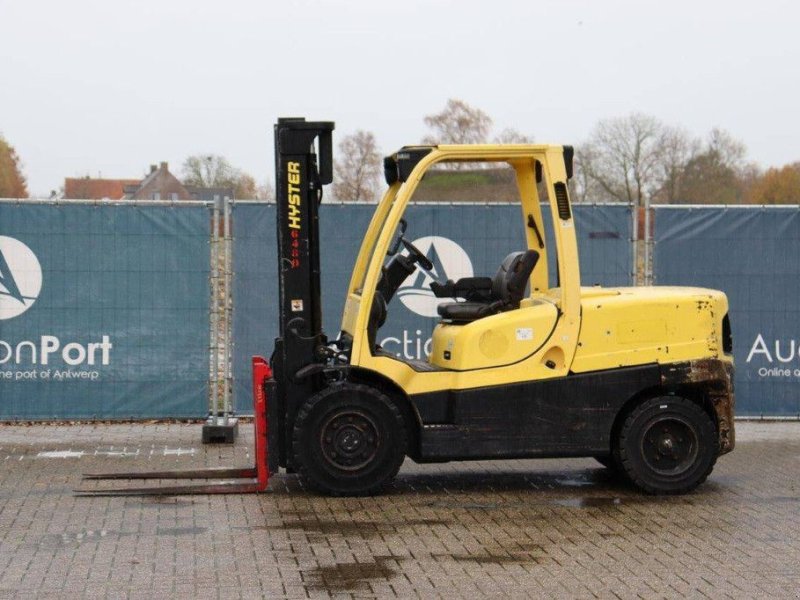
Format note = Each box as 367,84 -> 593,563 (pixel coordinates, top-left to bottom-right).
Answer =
271,118 -> 335,468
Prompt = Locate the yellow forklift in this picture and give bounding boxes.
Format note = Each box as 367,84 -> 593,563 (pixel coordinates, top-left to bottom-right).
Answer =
81,118 -> 734,497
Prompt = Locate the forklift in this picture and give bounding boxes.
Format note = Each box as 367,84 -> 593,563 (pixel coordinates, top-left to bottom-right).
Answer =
80,118 -> 735,497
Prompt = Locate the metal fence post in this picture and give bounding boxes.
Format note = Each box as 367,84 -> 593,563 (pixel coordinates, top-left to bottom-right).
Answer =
209,199 -> 220,417
202,196 -> 238,443
223,196 -> 233,421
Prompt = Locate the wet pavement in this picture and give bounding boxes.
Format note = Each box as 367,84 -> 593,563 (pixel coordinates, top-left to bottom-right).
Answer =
0,421 -> 799,598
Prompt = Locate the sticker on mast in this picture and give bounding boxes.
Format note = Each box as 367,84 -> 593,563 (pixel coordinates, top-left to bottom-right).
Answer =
287,161 -> 302,268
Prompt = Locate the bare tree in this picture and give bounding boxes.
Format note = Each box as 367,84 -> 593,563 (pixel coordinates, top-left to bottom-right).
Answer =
652,126 -> 701,204
493,128 -> 534,144
257,179 -> 275,202
333,130 -> 382,203
182,155 -> 236,187
572,146 -> 601,204
580,117 -> 754,205
182,154 -> 260,199
707,127 -> 747,169
579,113 -> 672,205
422,99 -> 493,145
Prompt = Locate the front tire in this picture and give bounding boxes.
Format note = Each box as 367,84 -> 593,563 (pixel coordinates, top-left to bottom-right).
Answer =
292,383 -> 407,496
617,396 -> 717,495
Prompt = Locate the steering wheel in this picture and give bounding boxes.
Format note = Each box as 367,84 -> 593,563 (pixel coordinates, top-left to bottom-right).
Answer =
400,237 -> 434,271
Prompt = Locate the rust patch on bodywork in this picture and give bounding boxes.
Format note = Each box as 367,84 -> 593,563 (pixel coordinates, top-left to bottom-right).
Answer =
660,358 -> 735,455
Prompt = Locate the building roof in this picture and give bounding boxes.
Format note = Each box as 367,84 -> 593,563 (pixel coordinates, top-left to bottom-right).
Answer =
63,162 -> 229,201
63,178 -> 141,200
129,162 -> 191,200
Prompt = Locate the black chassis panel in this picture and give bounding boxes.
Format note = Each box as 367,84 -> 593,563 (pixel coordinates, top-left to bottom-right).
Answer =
411,363 -> 663,461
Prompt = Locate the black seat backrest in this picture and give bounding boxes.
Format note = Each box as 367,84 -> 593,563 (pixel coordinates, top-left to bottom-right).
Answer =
491,250 -> 539,307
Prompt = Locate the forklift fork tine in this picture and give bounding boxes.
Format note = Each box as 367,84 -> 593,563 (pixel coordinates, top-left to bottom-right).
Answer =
74,480 -> 264,496
82,467 -> 257,480
75,357 -> 272,497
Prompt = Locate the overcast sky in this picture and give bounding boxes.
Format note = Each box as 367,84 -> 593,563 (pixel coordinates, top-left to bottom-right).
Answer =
1,0 -> 798,196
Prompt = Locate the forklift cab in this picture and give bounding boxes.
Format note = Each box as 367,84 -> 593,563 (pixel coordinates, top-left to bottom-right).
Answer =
340,144 -> 579,381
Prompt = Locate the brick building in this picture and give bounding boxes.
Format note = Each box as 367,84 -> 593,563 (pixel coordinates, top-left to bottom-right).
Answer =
63,162 -> 233,201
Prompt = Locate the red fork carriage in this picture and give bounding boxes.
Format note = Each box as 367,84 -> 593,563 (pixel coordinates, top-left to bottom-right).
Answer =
76,357 -> 273,496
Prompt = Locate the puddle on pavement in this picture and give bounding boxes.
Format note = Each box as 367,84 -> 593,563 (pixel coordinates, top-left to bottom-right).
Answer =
554,477 -> 595,487
452,502 -> 502,509
399,468 -> 619,495
437,552 -> 526,565
552,496 -> 623,508
281,515 -> 446,537
435,540 -> 552,566
303,556 -> 397,592
423,501 -> 501,510
134,497 -> 197,507
423,496 -> 630,511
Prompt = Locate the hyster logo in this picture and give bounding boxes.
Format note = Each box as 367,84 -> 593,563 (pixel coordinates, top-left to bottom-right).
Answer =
397,236 -> 473,318
0,236 -> 42,320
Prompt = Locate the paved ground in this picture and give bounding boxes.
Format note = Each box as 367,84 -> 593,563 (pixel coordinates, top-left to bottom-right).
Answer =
0,422 -> 798,599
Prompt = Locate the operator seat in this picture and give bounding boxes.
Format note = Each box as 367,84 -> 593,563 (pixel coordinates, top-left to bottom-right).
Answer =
436,250 -> 539,323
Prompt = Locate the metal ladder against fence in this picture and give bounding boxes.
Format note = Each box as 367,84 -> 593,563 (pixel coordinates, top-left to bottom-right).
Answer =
643,197 -> 654,286
205,196 -> 237,442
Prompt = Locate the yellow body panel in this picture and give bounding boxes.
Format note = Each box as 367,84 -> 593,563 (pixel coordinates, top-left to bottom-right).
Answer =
341,293 -> 360,335
350,285 -> 728,396
572,286 -> 729,372
353,300 -> 578,396
429,299 -> 558,370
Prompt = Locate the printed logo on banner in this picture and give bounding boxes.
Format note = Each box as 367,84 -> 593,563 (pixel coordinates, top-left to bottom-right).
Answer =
396,236 -> 473,318
0,235 -> 113,384
746,333 -> 800,379
0,236 -> 42,320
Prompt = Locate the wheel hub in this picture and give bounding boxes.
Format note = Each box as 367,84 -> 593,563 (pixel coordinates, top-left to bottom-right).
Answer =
320,411 -> 380,471
658,434 -> 675,455
641,418 -> 698,475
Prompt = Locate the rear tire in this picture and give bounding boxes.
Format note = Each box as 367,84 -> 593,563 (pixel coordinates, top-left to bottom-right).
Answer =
292,383 -> 407,496
616,396 -> 717,495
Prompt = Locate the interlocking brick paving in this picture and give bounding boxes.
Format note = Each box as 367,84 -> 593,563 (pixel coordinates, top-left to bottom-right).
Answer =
0,421 -> 798,599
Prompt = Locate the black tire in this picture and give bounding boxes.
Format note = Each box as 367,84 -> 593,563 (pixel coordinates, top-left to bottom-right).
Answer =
292,383 -> 407,496
616,396 -> 717,495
